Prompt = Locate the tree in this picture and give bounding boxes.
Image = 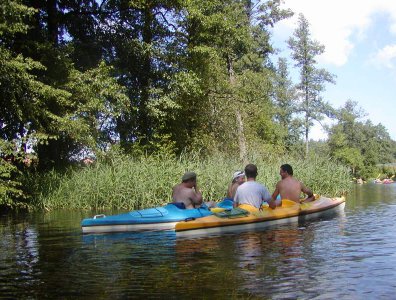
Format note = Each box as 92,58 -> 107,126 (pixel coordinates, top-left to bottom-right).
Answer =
0,0 -> 44,206
272,57 -> 301,149
168,0 -> 293,158
288,13 -> 335,156
328,100 -> 395,178
94,0 -> 183,150
1,0 -> 129,170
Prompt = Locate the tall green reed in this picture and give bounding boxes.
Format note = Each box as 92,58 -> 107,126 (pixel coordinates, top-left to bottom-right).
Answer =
35,152 -> 351,210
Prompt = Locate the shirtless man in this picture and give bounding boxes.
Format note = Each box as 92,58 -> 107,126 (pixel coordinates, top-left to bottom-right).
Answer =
172,172 -> 203,209
270,164 -> 315,206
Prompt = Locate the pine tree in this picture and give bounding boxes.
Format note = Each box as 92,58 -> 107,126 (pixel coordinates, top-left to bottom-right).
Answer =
287,13 -> 335,156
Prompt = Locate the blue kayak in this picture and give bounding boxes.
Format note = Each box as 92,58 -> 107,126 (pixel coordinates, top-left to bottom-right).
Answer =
81,199 -> 233,234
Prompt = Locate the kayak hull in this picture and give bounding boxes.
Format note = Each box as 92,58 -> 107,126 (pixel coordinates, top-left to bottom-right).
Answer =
82,221 -> 179,233
175,196 -> 345,237
81,204 -> 214,234
81,197 -> 345,235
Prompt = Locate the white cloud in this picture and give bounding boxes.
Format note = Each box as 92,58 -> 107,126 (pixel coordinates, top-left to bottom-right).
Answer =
373,44 -> 396,69
273,0 -> 396,66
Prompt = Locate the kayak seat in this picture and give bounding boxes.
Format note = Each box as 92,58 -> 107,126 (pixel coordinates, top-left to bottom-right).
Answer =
281,199 -> 298,207
169,202 -> 186,209
217,198 -> 234,208
214,207 -> 249,219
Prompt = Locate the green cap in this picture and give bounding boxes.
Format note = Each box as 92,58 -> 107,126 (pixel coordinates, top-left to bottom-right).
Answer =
182,172 -> 197,182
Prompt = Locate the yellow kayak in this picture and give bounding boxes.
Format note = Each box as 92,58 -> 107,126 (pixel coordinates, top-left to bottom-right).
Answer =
175,196 -> 345,237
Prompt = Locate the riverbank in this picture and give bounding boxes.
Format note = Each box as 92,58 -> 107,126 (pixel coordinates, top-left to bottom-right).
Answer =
27,152 -> 351,211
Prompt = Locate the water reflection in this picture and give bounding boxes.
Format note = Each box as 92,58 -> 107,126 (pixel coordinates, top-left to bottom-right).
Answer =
0,220 -> 40,298
1,183 -> 396,298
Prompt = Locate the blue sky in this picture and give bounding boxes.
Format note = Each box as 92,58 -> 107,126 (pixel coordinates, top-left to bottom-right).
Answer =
270,0 -> 396,141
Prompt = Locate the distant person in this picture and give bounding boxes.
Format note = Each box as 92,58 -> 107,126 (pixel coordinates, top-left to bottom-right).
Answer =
270,164 -> 314,207
233,164 -> 273,209
172,172 -> 203,209
226,171 -> 245,200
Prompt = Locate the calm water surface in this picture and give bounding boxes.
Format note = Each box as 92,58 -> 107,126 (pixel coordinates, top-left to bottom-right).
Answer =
1,183 -> 396,299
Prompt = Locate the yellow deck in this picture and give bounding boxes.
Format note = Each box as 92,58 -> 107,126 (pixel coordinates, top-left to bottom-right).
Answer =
175,196 -> 345,232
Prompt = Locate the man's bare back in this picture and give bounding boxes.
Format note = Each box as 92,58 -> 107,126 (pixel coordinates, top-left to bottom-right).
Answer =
172,184 -> 202,209
270,164 -> 314,206
172,172 -> 203,209
275,176 -> 307,202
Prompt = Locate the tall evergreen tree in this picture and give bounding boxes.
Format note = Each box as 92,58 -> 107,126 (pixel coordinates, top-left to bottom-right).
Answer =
287,13 -> 335,156
272,57 -> 301,149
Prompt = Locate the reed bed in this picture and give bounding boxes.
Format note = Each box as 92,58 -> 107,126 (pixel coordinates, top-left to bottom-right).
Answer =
35,152 -> 351,210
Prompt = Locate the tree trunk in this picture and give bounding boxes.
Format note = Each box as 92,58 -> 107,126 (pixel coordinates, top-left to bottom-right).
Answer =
236,110 -> 248,163
227,54 -> 247,163
139,2 -> 153,145
47,0 -> 58,46
305,85 -> 309,157
305,121 -> 309,157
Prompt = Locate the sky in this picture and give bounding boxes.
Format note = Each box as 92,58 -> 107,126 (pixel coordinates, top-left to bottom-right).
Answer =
270,0 -> 396,141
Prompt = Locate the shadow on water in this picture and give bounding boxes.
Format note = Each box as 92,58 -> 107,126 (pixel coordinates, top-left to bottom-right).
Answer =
1,182 -> 396,299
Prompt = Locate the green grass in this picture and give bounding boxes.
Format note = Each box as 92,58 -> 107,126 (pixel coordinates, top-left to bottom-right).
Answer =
32,152 -> 351,210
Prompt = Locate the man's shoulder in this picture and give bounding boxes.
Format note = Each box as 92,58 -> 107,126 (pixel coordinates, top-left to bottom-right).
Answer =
172,183 -> 183,191
174,184 -> 192,194
240,181 -> 258,187
244,181 -> 267,189
281,177 -> 302,188
282,176 -> 299,183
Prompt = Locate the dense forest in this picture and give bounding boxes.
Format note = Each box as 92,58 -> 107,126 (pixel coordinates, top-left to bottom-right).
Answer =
1,0 -> 395,210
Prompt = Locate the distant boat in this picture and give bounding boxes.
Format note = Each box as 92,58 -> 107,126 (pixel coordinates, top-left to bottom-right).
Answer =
374,178 -> 394,184
382,179 -> 394,184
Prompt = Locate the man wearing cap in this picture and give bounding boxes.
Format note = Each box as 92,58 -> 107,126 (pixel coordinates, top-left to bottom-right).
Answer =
172,172 -> 203,209
226,171 -> 245,200
233,164 -> 273,209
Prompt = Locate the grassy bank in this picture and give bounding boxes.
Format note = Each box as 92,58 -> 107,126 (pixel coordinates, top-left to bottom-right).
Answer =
31,153 -> 351,210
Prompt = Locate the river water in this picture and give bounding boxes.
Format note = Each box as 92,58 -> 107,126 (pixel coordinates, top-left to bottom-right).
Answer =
1,183 -> 396,299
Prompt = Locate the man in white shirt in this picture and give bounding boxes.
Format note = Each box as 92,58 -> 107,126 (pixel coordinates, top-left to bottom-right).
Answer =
233,164 -> 273,209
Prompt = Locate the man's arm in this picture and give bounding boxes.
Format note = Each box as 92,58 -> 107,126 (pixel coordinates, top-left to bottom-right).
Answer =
233,190 -> 239,208
301,183 -> 314,202
171,185 -> 178,202
189,188 -> 203,208
259,185 -> 273,209
268,183 -> 280,209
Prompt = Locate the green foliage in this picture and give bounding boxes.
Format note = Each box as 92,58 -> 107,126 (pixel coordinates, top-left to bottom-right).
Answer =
63,61 -> 130,153
34,151 -> 350,210
378,163 -> 396,178
0,138 -> 33,209
272,57 -> 302,149
0,161 -> 24,208
1,0 -> 394,210
0,0 -> 35,38
328,100 -> 395,178
334,147 -> 364,173
287,13 -> 335,156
